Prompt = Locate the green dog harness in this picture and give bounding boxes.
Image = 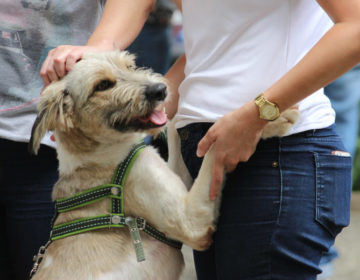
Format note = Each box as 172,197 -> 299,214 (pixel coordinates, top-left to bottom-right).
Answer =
30,142 -> 182,278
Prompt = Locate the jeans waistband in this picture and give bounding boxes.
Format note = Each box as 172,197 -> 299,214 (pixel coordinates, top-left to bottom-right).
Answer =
284,124 -> 337,138
177,122 -> 337,140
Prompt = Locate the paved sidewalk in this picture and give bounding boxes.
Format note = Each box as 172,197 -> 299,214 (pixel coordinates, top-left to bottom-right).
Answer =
180,192 -> 360,280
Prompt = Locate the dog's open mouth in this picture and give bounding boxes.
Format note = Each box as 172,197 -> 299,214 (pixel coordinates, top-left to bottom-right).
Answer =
138,109 -> 167,127
112,108 -> 168,132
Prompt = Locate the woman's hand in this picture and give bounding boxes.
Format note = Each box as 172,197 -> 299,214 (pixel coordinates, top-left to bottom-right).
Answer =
40,0 -> 156,85
197,101 -> 268,200
40,45 -> 112,86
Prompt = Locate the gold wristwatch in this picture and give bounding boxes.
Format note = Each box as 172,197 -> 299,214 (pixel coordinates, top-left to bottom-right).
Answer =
254,93 -> 280,121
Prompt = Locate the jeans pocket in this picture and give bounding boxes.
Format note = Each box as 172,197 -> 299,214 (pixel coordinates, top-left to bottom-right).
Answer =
314,152 -> 352,237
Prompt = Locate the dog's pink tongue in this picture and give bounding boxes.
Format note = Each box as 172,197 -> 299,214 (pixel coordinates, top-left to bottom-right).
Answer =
140,110 -> 167,125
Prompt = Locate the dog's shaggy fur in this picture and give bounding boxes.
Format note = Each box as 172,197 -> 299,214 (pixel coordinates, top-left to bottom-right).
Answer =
29,51 -> 299,280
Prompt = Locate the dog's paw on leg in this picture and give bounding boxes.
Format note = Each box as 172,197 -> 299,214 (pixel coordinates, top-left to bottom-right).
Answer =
261,105 -> 300,139
187,225 -> 216,251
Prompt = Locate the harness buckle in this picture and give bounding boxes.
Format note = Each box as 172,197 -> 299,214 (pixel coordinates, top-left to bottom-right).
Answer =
136,217 -> 146,230
111,215 -> 122,225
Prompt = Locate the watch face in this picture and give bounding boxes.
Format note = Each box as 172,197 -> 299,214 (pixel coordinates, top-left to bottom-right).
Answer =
262,104 -> 276,119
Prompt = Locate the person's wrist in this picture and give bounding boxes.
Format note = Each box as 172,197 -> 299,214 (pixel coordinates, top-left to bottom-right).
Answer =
232,101 -> 268,135
246,100 -> 269,129
86,40 -> 118,51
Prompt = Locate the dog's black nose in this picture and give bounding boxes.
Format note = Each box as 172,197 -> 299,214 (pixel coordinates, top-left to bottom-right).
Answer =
145,83 -> 167,101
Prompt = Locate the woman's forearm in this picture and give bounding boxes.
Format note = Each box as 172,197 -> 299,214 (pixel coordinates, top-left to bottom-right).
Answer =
264,0 -> 360,113
87,0 -> 156,50
165,54 -> 186,119
172,0 -> 182,10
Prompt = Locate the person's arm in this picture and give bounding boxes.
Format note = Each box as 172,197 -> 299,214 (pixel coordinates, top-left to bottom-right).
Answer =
164,0 -> 183,118
197,0 -> 360,200
172,0 -> 182,10
165,54 -> 186,119
260,0 -> 360,114
40,0 -> 155,85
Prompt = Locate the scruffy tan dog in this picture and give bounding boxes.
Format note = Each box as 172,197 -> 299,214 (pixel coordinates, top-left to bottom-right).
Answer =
29,51 -> 299,280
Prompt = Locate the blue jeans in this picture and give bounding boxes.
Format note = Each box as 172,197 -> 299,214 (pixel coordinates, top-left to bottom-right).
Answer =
0,139 -> 57,280
178,123 -> 352,280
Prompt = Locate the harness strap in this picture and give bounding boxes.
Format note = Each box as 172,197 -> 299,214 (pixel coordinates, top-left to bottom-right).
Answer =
51,142 -> 181,248
111,142 -> 146,214
54,142 -> 145,217
51,214 -> 182,248
112,142 -> 146,186
51,214 -> 125,240
56,184 -> 122,212
142,222 -> 182,249
125,217 -> 145,262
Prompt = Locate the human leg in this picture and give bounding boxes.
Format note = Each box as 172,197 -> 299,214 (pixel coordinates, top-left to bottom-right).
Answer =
322,66 -> 360,278
179,123 -> 284,279
0,203 -> 13,280
178,123 -> 217,279
268,128 -> 351,279
0,139 -> 57,280
179,124 -> 351,280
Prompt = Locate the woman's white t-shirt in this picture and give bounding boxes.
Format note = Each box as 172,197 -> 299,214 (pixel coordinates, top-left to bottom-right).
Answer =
174,0 -> 335,134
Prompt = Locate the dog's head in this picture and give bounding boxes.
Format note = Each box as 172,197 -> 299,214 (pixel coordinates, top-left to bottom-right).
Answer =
29,51 -> 168,155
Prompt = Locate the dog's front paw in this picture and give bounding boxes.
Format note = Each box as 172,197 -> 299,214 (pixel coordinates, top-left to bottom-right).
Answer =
188,225 -> 216,251
261,105 -> 300,139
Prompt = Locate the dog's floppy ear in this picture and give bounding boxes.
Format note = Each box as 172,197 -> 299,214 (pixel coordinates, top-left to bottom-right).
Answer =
29,81 -> 74,155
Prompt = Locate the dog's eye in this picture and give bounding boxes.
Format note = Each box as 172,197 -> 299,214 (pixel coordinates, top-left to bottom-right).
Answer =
94,80 -> 115,92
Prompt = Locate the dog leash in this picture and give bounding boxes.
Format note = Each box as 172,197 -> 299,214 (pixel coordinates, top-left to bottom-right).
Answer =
29,142 -> 182,279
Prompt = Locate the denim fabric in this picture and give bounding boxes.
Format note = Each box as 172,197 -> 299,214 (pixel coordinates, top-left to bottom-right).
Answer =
321,65 -> 360,275
0,139 -> 57,280
178,123 -> 352,280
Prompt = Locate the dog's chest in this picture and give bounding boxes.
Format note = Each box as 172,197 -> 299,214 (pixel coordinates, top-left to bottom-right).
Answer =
95,239 -> 185,280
